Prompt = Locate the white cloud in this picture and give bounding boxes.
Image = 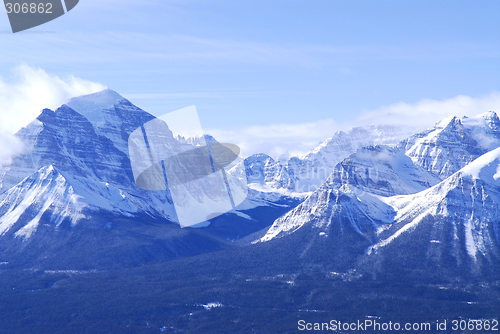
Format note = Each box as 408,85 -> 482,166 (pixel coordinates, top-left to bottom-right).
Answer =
0,64 -> 106,165
206,119 -> 340,159
208,92 -> 500,159
1,64 -> 498,165
356,92 -> 500,129
0,133 -> 25,167
0,64 -> 106,133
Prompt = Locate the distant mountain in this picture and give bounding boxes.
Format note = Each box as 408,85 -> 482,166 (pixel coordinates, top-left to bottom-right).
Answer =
400,111 -> 500,180
245,112 -> 500,196
2,96 -> 500,333
325,145 -> 440,197
260,111 -> 500,278
3,87 -> 500,280
241,124 -> 418,194
367,146 -> 500,279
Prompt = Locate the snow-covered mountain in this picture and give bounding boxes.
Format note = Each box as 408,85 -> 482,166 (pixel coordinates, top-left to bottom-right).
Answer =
326,145 -> 441,197
241,125 -> 417,194
260,111 -> 500,277
66,89 -> 159,155
0,91 -> 179,234
246,113 -> 500,197
0,89 -> 303,268
0,89 -> 277,237
364,146 -> 500,278
3,87 -> 500,277
400,112 -> 500,180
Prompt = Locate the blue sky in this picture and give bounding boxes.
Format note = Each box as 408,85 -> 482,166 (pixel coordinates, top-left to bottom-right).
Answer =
0,0 -> 499,156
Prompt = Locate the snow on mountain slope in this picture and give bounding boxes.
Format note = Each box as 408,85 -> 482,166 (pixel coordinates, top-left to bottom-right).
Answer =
0,91 -> 185,235
261,143 -> 500,275
260,111 -> 500,243
301,124 -> 418,175
242,125 -> 417,194
258,144 -> 440,242
0,164 -> 231,269
260,183 -> 396,242
0,89 -> 300,268
0,90 -> 292,241
0,105 -> 134,193
327,145 -> 441,197
0,164 -> 178,240
240,153 -> 297,193
66,89 -> 158,155
0,165 -> 84,239
372,145 -> 500,261
400,111 -> 500,180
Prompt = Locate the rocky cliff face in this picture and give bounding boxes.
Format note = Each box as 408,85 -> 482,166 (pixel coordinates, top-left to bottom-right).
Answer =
0,90 -> 301,268
0,91 -> 179,233
400,112 -> 500,180
366,146 -> 500,278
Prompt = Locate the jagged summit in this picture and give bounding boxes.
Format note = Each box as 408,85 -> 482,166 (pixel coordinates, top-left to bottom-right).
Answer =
400,110 -> 500,180
261,110 -> 500,241
365,146 -> 500,276
0,165 -> 83,240
2,87 -> 500,278
239,124 -> 417,195
67,89 -> 159,154
0,91 -> 177,237
0,90 -> 301,269
259,112 -> 500,277
66,89 -> 127,124
176,133 -> 218,146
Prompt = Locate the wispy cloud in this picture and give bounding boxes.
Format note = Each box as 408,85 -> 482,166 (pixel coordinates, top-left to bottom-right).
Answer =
1,65 -> 499,164
208,93 -> 500,159
0,32 -> 323,68
1,29 -> 496,77
0,64 -> 106,133
357,92 -> 500,128
0,133 -> 25,167
206,119 -> 340,158
0,64 -> 106,165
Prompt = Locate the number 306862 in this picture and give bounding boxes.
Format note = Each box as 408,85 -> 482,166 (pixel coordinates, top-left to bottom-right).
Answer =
5,3 -> 53,14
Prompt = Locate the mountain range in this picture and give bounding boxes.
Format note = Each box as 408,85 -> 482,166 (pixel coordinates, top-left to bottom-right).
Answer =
261,111 -> 500,279
1,90 -> 500,333
240,124 -> 417,194
0,90 -> 297,268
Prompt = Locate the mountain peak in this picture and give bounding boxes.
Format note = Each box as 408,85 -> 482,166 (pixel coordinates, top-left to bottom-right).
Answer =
435,115 -> 461,130
65,89 -> 127,124
478,110 -> 499,120
176,134 -> 218,146
460,146 -> 500,181
65,89 -> 157,155
462,111 -> 500,131
70,88 -> 124,104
